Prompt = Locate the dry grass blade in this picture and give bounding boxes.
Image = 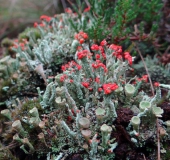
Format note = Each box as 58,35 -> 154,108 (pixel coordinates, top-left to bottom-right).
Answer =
134,42 -> 161,160
133,42 -> 155,96
156,118 -> 161,160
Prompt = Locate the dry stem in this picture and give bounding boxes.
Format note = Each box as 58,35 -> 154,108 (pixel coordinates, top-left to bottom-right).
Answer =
133,42 -> 155,96
133,42 -> 160,160
142,153 -> 147,160
156,118 -> 161,160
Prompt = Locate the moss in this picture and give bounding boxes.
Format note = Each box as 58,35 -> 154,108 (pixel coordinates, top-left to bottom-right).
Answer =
1,38 -> 13,48
163,151 -> 170,160
0,148 -> 19,160
1,98 -> 42,143
0,79 -> 12,99
1,38 -> 16,58
162,143 -> 170,160
21,99 -> 42,115
18,27 -> 41,42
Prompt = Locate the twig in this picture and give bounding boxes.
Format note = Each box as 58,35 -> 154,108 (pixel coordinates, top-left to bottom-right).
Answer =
61,0 -> 67,10
165,45 -> 170,54
133,42 -> 155,96
142,153 -> 147,160
19,92 -> 39,96
154,48 -> 162,56
134,42 -> 161,160
84,0 -> 90,6
67,0 -> 73,5
156,118 -> 161,160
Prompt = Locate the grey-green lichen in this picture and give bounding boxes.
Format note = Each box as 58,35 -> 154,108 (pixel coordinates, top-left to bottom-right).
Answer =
0,4 -> 169,160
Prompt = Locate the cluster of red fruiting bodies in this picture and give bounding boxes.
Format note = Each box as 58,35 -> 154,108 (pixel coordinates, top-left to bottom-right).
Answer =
60,31 -> 138,95
61,31 -> 160,95
12,39 -> 28,51
76,37 -> 133,66
10,15 -> 53,51
74,31 -> 88,44
34,15 -> 52,28
65,6 -> 90,14
34,6 -> 90,28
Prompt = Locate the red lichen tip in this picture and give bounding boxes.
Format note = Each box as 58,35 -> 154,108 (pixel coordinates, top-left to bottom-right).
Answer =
154,82 -> 160,87
84,6 -> 90,12
100,39 -> 107,46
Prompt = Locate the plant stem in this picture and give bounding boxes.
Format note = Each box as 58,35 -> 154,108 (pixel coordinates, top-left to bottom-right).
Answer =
156,118 -> 160,160
142,153 -> 147,160
133,42 -> 155,96
134,42 -> 160,159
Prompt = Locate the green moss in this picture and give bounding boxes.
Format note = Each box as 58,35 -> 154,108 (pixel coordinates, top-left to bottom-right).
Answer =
1,38 -> 13,48
1,38 -> 16,57
18,27 -> 41,42
21,99 -> 42,114
162,143 -> 170,160
0,79 -> 12,99
0,149 -> 19,160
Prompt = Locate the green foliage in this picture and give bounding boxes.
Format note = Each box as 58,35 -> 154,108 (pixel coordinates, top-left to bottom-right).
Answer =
87,0 -> 114,41
111,0 -> 136,42
87,16 -> 109,43
68,0 -> 114,42
133,0 -> 163,26
68,0 -> 163,47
